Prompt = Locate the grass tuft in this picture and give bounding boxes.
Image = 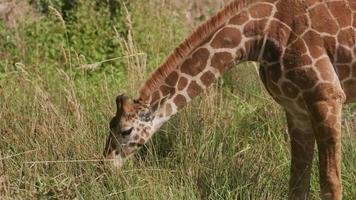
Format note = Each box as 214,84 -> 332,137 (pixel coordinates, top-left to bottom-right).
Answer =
0,0 -> 355,199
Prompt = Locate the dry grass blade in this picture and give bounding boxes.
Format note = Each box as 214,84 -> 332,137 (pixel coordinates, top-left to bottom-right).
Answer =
79,53 -> 146,71
0,150 -> 37,161
23,159 -> 114,165
116,2 -> 147,96
106,184 -> 149,197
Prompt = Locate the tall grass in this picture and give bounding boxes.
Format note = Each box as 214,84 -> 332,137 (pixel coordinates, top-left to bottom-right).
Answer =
0,1 -> 355,199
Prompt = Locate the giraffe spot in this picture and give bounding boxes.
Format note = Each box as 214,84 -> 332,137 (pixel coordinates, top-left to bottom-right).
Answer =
296,97 -> 307,111
243,19 -> 267,37
150,91 -> 161,104
336,46 -> 352,63
285,39 -> 307,56
354,13 -> 356,28
327,1 -> 352,28
292,14 -> 309,35
323,36 -> 337,62
211,27 -> 241,49
281,81 -> 300,99
165,103 -> 172,116
262,40 -> 281,63
286,68 -> 319,90
309,4 -> 338,35
337,64 -> 351,81
229,11 -> 249,25
267,63 -> 282,83
343,79 -> 356,100
249,3 -> 273,19
165,72 -> 179,86
283,51 -> 312,69
211,52 -> 234,73
326,114 -> 338,127
160,85 -> 175,97
302,31 -> 324,59
200,71 -> 215,86
174,94 -> 187,109
310,101 -> 330,122
304,0 -> 318,7
337,28 -> 356,46
350,1 -> 356,10
267,20 -> 291,46
151,102 -> 159,113
187,81 -> 203,99
274,0 -> 304,26
302,91 -> 315,104
303,83 -> 344,103
315,58 -> 335,82
133,134 -> 140,140
142,128 -> 149,138
267,82 -> 282,96
177,77 -> 188,91
201,34 -> 216,46
353,63 -> 356,77
181,48 -> 210,76
138,138 -> 145,145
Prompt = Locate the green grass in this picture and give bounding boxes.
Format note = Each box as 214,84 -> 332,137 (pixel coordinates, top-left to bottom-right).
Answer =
0,1 -> 355,199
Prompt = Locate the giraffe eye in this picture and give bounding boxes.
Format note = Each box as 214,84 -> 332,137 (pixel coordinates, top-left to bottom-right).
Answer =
121,128 -> 133,136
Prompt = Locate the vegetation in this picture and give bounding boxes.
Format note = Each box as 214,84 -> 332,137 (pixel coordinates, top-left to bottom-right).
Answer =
0,0 -> 355,199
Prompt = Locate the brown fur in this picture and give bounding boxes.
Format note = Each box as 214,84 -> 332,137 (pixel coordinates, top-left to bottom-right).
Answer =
138,0 -> 249,101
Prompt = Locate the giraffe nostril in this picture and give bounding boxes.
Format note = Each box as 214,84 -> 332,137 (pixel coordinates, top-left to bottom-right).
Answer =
106,153 -> 113,160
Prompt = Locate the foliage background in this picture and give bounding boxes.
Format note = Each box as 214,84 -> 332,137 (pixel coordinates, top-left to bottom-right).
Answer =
0,0 -> 355,199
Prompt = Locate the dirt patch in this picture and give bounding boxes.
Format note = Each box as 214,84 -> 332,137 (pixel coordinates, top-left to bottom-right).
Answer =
0,0 -> 39,28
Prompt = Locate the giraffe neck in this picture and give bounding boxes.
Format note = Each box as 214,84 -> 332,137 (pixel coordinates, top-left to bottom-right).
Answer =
139,0 -> 282,129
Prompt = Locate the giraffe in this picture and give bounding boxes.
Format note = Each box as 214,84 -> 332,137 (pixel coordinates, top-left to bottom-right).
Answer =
103,0 -> 356,199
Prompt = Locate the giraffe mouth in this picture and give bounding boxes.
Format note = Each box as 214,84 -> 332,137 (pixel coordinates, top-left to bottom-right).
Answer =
106,150 -> 125,169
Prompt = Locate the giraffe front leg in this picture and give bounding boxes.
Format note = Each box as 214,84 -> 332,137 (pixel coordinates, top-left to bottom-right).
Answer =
286,112 -> 315,200
308,99 -> 343,200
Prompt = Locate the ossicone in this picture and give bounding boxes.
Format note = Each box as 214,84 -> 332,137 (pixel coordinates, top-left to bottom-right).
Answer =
115,94 -> 127,116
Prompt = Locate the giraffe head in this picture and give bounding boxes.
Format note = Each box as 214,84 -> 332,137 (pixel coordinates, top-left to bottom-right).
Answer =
103,94 -> 166,168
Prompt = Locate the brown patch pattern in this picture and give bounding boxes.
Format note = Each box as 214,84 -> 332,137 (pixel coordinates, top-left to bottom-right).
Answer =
327,1 -> 352,28
211,52 -> 234,73
229,11 -> 249,25
249,3 -> 273,19
200,71 -> 216,86
309,4 -> 338,35
286,68 -> 319,90
315,58 -> 334,82
181,48 -> 210,76
211,27 -> 242,49
174,94 -> 187,109
177,77 -> 188,91
165,72 -> 179,86
187,81 -> 203,99
281,81 -> 299,99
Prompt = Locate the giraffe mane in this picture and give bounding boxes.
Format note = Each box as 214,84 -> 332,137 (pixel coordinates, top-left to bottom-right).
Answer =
138,0 -> 249,101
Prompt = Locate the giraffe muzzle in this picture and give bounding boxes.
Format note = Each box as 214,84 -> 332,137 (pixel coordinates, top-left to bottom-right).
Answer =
105,150 -> 125,169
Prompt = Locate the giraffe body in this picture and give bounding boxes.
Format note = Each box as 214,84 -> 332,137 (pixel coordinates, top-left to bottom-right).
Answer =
104,1 -> 356,199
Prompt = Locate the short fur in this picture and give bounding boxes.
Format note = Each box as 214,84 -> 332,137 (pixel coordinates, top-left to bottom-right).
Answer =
138,0 -> 249,100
